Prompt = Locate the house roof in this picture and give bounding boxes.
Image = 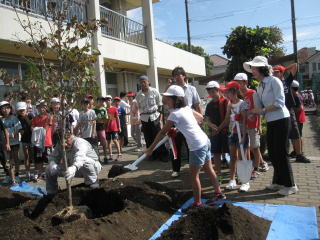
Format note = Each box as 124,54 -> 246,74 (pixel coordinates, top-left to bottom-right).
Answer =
210,54 -> 229,66
304,51 -> 320,63
197,72 -> 225,84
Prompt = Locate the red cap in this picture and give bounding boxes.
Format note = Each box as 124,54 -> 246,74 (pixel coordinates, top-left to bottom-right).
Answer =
273,65 -> 286,72
126,92 -> 135,97
220,81 -> 240,91
113,97 -> 121,101
85,94 -> 93,99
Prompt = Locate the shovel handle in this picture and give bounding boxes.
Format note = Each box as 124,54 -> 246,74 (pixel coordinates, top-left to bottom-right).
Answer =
235,121 -> 247,161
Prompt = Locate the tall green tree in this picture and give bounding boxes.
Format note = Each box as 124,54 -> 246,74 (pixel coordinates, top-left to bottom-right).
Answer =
173,42 -> 213,76
222,26 -> 284,80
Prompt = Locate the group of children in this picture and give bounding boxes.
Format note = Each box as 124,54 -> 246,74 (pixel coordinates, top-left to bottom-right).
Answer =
0,93 -> 135,186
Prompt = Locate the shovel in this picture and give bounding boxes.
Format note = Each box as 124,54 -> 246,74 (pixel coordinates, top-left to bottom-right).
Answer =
235,121 -> 253,184
124,136 -> 169,171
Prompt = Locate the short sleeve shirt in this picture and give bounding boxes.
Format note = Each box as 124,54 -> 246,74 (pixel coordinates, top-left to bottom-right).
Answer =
136,87 -> 161,122
168,106 -> 208,151
117,106 -> 126,127
182,84 -> 201,109
106,106 -> 119,132
78,109 -> 96,138
2,115 -> 22,146
18,115 -> 32,143
282,73 -> 296,109
93,107 -> 107,131
244,89 -> 259,129
205,100 -> 221,126
32,114 -> 53,147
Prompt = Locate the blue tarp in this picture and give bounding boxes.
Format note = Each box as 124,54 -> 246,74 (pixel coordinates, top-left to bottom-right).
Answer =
149,198 -> 319,240
10,181 -> 47,198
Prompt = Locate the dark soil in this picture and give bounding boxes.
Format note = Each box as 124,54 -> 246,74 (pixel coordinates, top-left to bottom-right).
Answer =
157,203 -> 271,240
0,179 -> 185,240
108,164 -> 131,178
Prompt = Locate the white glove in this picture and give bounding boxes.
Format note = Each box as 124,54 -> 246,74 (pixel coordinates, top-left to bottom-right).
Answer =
65,166 -> 77,181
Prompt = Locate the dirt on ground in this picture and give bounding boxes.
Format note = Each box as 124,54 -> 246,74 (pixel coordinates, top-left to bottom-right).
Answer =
0,179 -> 187,240
158,203 -> 271,240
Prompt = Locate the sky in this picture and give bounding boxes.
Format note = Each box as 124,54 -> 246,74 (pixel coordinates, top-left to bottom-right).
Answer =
128,0 -> 320,57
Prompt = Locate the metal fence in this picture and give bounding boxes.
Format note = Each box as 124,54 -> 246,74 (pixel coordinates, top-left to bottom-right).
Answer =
100,6 -> 146,47
0,0 -> 87,22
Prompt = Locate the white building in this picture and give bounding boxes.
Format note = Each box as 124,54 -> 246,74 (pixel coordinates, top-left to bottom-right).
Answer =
0,0 -> 206,97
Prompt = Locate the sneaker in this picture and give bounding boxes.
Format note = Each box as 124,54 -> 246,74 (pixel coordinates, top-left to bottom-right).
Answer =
134,148 -> 142,152
11,181 -> 18,186
289,150 -> 297,158
182,201 -> 202,214
278,185 -> 298,196
107,155 -> 113,161
225,180 -> 237,190
239,182 -> 250,192
116,154 -> 122,161
206,191 -> 227,205
260,162 -> 269,172
296,154 -> 311,163
266,184 -> 284,191
3,175 -> 10,184
89,180 -> 100,189
171,171 -> 180,178
15,176 -> 21,184
251,171 -> 259,179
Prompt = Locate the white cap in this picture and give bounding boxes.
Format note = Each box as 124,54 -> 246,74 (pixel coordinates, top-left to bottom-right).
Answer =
206,81 -> 220,89
234,73 -> 248,81
243,56 -> 271,73
50,97 -> 60,103
291,80 -> 299,88
162,85 -> 185,97
36,100 -> 47,106
0,101 -> 9,107
105,95 -> 112,99
16,102 -> 27,111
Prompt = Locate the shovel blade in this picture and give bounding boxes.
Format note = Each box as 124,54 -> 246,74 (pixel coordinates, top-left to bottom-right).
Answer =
124,164 -> 138,171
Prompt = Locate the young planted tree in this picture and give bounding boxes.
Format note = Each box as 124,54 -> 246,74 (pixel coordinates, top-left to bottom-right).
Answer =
11,0 -> 106,208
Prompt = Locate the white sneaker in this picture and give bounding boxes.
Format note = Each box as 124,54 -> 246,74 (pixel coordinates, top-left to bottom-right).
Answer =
171,171 -> 180,178
278,185 -> 299,196
239,182 -> 250,192
266,184 -> 284,191
134,148 -> 142,152
225,180 -> 237,190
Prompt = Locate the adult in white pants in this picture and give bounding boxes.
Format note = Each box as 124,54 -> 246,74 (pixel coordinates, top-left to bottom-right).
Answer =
46,134 -> 101,194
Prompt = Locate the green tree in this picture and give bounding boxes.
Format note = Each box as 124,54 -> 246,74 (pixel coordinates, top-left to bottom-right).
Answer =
10,0 -> 108,208
173,42 -> 213,76
222,26 -> 284,81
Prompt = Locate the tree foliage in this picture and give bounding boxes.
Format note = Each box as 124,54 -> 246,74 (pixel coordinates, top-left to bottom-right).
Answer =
222,26 -> 285,81
173,42 -> 213,76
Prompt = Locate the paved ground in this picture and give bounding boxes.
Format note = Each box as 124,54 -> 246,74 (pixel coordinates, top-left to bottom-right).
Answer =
1,114 -> 320,234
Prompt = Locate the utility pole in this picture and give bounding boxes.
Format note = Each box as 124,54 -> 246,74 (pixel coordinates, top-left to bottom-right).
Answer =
290,0 -> 298,63
184,0 -> 191,52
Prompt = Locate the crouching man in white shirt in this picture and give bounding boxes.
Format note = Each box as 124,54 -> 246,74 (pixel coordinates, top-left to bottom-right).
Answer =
46,133 -> 102,194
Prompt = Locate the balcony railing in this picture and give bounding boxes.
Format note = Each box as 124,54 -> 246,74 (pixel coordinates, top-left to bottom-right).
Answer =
100,6 -> 146,47
0,0 -> 87,23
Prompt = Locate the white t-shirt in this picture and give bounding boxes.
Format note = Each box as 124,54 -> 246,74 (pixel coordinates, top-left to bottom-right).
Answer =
167,106 -> 208,151
78,109 -> 96,138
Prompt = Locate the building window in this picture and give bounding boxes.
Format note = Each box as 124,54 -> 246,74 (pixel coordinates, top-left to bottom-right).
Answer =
312,62 -> 317,72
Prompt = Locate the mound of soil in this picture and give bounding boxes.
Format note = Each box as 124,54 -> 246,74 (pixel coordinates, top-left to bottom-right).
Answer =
0,179 -> 186,240
157,203 -> 271,240
0,186 -> 34,210
108,164 -> 130,178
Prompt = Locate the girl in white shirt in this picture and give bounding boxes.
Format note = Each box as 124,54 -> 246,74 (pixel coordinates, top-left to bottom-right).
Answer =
146,85 -> 226,207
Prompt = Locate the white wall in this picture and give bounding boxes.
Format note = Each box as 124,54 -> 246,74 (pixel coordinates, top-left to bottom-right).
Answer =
156,40 -> 206,76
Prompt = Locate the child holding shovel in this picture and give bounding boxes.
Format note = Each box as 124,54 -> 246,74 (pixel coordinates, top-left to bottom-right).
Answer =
145,85 -> 226,207
215,81 -> 250,192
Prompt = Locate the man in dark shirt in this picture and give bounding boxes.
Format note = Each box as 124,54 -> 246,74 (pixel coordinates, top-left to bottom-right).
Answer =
204,81 -> 229,177
273,64 -> 310,163
0,118 -> 10,182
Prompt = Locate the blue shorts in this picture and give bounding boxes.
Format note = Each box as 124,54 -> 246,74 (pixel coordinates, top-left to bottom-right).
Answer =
189,140 -> 211,166
228,133 -> 249,149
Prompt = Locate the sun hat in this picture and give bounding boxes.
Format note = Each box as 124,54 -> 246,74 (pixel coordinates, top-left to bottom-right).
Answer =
50,97 -> 60,103
36,100 -> 47,107
0,101 -> 10,107
220,81 -> 240,91
113,97 -> 121,101
139,75 -> 148,81
126,92 -> 135,97
206,81 -> 220,89
243,56 -> 271,73
234,73 -> 248,81
291,80 -> 299,88
273,65 -> 286,72
162,85 -> 185,97
16,102 -> 27,111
